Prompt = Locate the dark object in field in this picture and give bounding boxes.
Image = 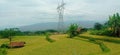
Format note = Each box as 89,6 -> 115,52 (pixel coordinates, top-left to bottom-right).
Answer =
9,42 -> 26,48
0,44 -> 9,48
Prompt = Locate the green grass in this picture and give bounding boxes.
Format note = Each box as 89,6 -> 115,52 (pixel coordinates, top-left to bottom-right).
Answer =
80,33 -> 120,55
28,37 -> 101,55
0,34 -> 120,55
5,36 -> 50,55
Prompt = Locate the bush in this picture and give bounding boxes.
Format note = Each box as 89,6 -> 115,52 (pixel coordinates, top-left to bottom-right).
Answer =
80,28 -> 88,33
89,38 -> 96,41
0,44 -> 8,48
0,48 -> 7,55
90,29 -> 113,36
94,23 -> 103,30
99,42 -> 110,52
68,24 -> 80,38
45,33 -> 54,42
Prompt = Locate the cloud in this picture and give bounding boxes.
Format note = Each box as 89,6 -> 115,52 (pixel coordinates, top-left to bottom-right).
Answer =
0,0 -> 120,28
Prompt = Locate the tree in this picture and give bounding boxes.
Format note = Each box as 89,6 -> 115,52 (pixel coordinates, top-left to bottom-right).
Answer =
107,13 -> 120,37
68,24 -> 80,38
94,23 -> 103,30
0,28 -> 19,43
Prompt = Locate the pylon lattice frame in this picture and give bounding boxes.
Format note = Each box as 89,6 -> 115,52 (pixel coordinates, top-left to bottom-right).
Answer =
57,0 -> 65,32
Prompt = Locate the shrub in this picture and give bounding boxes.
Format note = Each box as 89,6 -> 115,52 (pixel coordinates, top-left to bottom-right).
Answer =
99,42 -> 110,52
94,23 -> 103,30
68,24 -> 80,38
45,33 -> 54,42
0,44 -> 9,48
90,29 -> 113,36
0,48 -> 7,55
80,28 -> 88,33
89,38 -> 96,41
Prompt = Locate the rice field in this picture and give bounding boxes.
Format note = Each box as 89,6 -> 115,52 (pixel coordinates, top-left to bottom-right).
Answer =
0,33 -> 120,55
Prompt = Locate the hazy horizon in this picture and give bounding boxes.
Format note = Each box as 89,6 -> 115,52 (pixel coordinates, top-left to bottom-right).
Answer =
0,0 -> 120,29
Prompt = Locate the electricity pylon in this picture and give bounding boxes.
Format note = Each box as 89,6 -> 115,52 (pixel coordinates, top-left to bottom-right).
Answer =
57,0 -> 65,33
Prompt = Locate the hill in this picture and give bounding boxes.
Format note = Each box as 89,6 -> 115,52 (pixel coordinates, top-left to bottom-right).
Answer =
19,21 -> 99,31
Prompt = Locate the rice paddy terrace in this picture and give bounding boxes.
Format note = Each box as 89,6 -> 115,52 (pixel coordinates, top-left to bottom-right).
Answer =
0,33 -> 120,55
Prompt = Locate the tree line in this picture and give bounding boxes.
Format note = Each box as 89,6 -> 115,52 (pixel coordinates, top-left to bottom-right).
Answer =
0,28 -> 58,42
91,13 -> 120,37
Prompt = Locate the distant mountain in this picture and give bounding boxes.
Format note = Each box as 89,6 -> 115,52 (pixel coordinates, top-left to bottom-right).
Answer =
19,21 -> 104,31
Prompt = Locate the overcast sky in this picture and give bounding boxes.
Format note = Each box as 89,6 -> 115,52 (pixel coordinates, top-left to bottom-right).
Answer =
0,0 -> 120,28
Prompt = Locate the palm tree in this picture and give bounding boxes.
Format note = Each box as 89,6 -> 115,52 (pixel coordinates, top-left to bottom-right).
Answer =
107,13 -> 120,37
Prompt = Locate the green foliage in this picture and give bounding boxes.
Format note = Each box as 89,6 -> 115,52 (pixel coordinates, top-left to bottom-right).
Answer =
94,23 -> 103,30
81,28 -> 88,32
0,28 -> 20,43
22,30 -> 58,36
0,48 -> 7,55
90,13 -> 120,37
0,44 -> 8,48
44,30 -> 58,33
68,24 -> 80,38
45,33 -> 54,42
99,42 -> 110,52
0,28 -> 20,38
0,43 -> 8,55
89,38 -> 96,42
90,29 -> 113,36
107,13 -> 120,37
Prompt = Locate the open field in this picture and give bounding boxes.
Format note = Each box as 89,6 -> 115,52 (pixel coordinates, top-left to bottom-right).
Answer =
0,33 -> 120,55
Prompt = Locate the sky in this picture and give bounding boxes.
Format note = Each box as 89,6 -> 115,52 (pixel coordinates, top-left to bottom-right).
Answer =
0,0 -> 120,28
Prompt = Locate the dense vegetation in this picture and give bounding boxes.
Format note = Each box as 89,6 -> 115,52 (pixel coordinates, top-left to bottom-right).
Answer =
90,13 -> 120,37
0,29 -> 58,37
107,13 -> 120,37
0,28 -> 20,43
0,48 -> 7,55
67,24 -> 80,38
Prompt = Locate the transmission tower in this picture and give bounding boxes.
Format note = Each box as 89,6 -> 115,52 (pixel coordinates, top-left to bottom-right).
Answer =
57,0 -> 65,32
